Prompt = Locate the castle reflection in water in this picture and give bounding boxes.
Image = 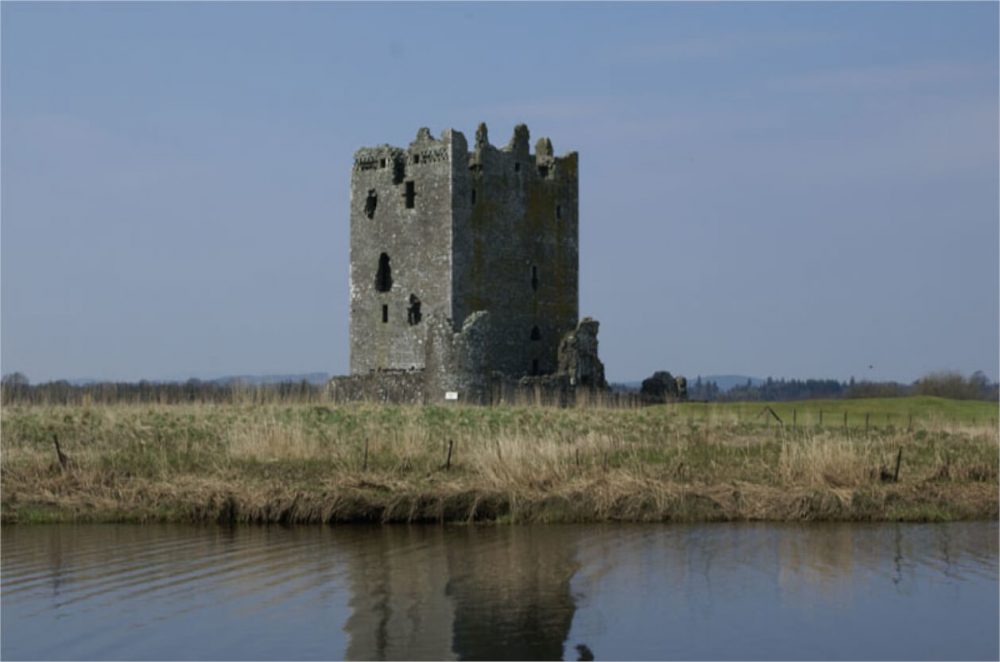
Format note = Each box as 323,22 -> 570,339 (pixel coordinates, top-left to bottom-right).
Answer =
343,526 -> 579,661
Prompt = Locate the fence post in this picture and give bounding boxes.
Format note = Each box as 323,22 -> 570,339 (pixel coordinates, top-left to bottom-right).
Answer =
843,411 -> 848,432
865,413 -> 870,435
819,410 -> 823,427
793,409 -> 797,432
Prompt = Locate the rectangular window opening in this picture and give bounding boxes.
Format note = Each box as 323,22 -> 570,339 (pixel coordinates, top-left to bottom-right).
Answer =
514,162 -> 520,172
556,205 -> 562,220
381,304 -> 388,323
538,165 -> 549,178
413,154 -> 420,164
471,189 -> 477,205
404,181 -> 416,209
531,359 -> 539,376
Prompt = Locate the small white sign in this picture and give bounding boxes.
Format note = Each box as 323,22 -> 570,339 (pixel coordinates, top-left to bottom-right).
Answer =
445,391 -> 459,401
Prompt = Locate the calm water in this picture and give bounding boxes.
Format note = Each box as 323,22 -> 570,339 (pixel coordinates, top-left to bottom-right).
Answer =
2,522 -> 997,661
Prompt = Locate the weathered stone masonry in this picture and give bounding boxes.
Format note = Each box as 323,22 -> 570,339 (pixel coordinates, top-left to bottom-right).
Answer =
333,123 -> 605,404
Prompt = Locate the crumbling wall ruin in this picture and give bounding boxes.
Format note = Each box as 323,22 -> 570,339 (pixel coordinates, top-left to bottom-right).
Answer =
557,317 -> 606,388
640,371 -> 688,404
424,311 -> 492,404
328,313 -> 613,406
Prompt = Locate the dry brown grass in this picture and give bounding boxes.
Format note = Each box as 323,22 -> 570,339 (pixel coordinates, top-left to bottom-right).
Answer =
1,402 -> 996,524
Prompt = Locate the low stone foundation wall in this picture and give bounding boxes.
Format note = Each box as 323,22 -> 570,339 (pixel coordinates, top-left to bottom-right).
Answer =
328,370 -> 635,407
328,372 -> 425,405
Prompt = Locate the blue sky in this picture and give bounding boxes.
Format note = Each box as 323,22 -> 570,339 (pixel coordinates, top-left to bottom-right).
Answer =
2,2 -> 997,383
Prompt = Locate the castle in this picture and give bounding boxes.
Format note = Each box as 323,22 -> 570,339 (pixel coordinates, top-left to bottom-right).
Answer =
330,123 -> 606,404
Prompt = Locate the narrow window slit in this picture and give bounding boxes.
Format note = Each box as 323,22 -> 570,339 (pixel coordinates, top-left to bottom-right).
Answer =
404,181 -> 416,209
365,190 -> 378,219
381,304 -> 388,323
556,205 -> 562,220
531,265 -> 539,291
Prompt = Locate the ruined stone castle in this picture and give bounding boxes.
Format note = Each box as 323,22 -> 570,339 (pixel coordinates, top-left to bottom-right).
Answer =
329,123 -> 607,404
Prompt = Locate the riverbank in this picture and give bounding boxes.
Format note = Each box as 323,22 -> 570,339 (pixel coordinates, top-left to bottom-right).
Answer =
2,400 -> 997,524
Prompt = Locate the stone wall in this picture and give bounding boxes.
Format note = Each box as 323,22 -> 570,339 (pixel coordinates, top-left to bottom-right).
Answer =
424,311 -> 493,405
331,315 -> 615,407
349,129 -> 465,374
451,123 -> 579,379
328,371 -> 425,405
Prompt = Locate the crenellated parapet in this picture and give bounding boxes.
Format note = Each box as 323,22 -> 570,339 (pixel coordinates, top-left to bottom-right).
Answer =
466,122 -> 576,180
353,124 -> 574,175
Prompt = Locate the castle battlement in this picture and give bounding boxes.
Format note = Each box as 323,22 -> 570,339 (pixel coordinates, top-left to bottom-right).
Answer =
353,124 -> 576,178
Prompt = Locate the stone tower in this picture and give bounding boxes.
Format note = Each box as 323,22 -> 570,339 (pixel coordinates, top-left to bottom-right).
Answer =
349,123 -> 579,382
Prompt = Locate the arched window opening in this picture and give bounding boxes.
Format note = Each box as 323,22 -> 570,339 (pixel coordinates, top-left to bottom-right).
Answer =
531,265 -> 539,291
530,326 -> 541,341
407,294 -> 422,325
365,190 -> 378,219
375,253 -> 392,292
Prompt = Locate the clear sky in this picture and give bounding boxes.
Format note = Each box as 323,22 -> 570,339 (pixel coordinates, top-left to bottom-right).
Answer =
2,2 -> 997,384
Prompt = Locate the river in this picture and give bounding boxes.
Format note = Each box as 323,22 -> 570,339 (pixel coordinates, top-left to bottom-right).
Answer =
2,522 -> 997,660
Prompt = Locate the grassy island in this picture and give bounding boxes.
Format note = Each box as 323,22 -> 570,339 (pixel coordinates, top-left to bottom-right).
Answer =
2,397 -> 996,524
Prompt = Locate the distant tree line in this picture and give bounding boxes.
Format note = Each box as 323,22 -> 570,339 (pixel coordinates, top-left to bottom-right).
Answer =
911,371 -> 998,401
686,371 -> 998,403
0,373 -> 324,406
